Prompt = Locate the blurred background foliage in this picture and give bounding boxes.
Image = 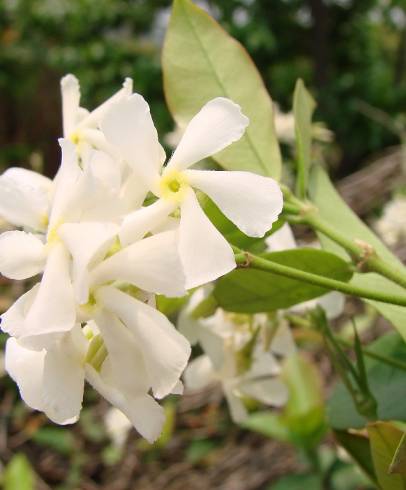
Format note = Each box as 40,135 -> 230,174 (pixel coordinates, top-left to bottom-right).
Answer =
0,0 -> 405,176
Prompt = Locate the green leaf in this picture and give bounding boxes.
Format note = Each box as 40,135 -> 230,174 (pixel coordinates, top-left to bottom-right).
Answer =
390,434 -> 406,476
156,294 -> 188,317
163,0 -> 281,179
241,411 -> 291,443
32,427 -> 75,455
4,453 -> 35,490
293,79 -> 316,198
328,332 -> 406,430
334,430 -> 377,485
213,248 -> 353,313
368,422 -> 406,490
281,354 -> 326,448
309,165 -> 406,341
270,473 -> 322,490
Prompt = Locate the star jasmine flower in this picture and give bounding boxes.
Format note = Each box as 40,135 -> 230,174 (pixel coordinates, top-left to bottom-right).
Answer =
101,95 -> 284,288
179,290 -> 295,422
61,74 -> 133,157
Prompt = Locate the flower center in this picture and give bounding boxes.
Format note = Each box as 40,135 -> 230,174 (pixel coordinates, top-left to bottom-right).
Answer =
159,169 -> 189,203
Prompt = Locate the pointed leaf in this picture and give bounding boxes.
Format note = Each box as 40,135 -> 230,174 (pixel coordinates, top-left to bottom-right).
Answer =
163,0 -> 281,179
293,79 -> 316,198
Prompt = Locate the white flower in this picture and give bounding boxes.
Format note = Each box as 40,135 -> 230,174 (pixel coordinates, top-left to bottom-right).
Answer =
104,407 -> 132,449
180,290 -> 295,423
101,95 -> 283,288
375,196 -> 406,247
61,74 -> 133,157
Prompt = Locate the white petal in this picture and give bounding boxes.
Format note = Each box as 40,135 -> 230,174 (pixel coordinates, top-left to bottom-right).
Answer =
0,168 -> 51,230
184,355 -> 216,391
1,284 -> 40,337
317,291 -> 345,320
179,189 -> 235,289
96,286 -> 191,399
171,380 -> 184,395
85,149 -> 122,191
0,231 -> 46,279
239,378 -> 288,407
119,199 -> 175,246
85,364 -> 165,443
187,170 -> 283,237
265,223 -> 297,252
61,74 -> 81,137
23,243 -> 75,339
104,407 -> 132,448
5,337 -> 46,412
271,323 -> 296,357
58,222 -> 119,303
101,94 -> 163,186
41,329 -> 85,424
223,380 -> 248,423
167,98 -> 249,171
79,77 -> 133,129
94,310 -> 151,394
91,230 -> 186,297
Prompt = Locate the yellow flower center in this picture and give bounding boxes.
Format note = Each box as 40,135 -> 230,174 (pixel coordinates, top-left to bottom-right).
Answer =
69,131 -> 82,145
159,169 -> 189,203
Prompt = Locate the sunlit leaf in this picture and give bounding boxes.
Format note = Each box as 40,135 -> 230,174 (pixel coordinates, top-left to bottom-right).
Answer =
309,165 -> 406,341
163,0 -> 281,179
368,422 -> 406,490
293,79 -> 316,198
4,453 -> 35,490
390,434 -> 406,476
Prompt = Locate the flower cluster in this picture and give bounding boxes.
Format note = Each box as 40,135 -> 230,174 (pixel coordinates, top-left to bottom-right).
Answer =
0,75 -> 283,442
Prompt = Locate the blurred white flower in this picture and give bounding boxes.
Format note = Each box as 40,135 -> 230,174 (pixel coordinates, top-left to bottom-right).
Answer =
104,407 -> 132,449
102,95 -> 283,288
375,196 -> 406,247
180,290 -> 295,423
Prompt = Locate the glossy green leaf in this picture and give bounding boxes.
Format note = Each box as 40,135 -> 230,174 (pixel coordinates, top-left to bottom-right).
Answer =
390,434 -> 406,476
368,422 -> 406,490
334,430 -> 377,484
214,248 -> 353,313
293,79 -> 316,198
163,0 -> 281,179
309,166 -> 406,341
281,354 -> 326,448
4,453 -> 35,490
328,332 -> 406,430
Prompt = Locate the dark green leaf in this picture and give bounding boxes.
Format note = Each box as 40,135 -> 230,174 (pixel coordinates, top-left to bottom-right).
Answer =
270,473 -> 322,490
334,430 -> 377,485
328,332 -> 406,430
214,248 -> 353,313
32,427 -> 75,455
293,79 -> 316,198
163,0 -> 281,179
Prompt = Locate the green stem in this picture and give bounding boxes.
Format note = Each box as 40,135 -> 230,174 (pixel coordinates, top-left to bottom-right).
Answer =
233,249 -> 406,307
291,206 -> 406,290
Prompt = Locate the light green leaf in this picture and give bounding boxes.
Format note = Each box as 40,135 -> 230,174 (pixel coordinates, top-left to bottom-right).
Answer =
281,354 -> 326,448
241,411 -> 291,443
293,79 -> 316,198
328,332 -> 406,430
163,0 -> 281,179
213,248 -> 353,313
4,453 -> 35,490
309,166 -> 406,341
390,434 -> 406,476
368,422 -> 406,490
334,430 -> 377,485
